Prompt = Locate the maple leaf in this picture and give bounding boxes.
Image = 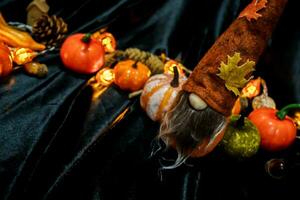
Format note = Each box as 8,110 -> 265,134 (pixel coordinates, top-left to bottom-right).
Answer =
217,52 -> 255,96
239,0 -> 268,21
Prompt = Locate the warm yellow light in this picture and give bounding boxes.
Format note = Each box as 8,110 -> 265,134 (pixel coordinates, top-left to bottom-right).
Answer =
96,68 -> 115,86
92,31 -> 117,53
12,48 -> 37,65
242,85 -> 258,97
241,78 -> 261,98
166,64 -> 177,74
102,37 -> 115,52
163,60 -> 184,75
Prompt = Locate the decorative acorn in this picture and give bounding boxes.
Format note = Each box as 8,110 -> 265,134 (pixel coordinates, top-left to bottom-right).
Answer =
158,0 -> 288,168
32,15 -> 68,48
140,67 -> 187,121
24,62 -> 48,78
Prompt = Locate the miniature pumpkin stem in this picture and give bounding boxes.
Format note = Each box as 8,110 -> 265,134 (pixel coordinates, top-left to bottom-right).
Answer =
132,60 -> 139,69
170,66 -> 179,87
276,104 -> 300,120
235,97 -> 248,128
82,33 -> 92,43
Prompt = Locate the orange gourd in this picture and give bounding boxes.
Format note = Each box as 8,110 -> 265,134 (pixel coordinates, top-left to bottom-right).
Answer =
140,67 -> 187,121
114,60 -> 151,92
0,13 -> 45,51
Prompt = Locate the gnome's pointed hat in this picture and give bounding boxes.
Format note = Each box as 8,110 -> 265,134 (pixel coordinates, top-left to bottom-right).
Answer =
183,0 -> 288,116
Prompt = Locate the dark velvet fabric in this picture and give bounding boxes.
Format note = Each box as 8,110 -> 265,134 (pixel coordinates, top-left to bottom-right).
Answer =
0,0 -> 300,199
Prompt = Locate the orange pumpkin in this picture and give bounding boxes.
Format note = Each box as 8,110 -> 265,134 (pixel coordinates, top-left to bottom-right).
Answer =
0,42 -> 13,77
140,67 -> 187,121
114,60 -> 151,92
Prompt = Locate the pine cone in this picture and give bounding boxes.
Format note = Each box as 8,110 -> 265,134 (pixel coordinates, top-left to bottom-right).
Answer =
104,48 -> 164,74
125,48 -> 151,63
124,48 -> 164,74
144,54 -> 164,74
32,15 -> 68,48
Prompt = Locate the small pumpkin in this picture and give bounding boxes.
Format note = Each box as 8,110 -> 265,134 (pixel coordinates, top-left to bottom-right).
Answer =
60,33 -> 105,74
114,60 -> 151,92
140,67 -> 187,121
248,104 -> 299,151
0,42 -> 13,77
220,115 -> 260,159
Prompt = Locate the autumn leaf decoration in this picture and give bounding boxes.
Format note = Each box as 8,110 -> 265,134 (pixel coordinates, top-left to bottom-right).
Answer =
239,0 -> 268,21
217,52 -> 255,96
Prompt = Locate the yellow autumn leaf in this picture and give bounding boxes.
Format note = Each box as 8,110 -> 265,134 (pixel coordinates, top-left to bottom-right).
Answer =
217,52 -> 255,96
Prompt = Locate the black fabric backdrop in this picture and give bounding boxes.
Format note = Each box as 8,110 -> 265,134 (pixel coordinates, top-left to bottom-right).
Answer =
1,0 -> 300,199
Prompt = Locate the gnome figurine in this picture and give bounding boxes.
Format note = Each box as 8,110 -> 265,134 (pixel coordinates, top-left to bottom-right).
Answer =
159,0 -> 288,168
